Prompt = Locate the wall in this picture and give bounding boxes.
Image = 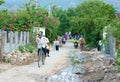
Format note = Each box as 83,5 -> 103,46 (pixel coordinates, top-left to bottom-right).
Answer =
0,30 -> 29,54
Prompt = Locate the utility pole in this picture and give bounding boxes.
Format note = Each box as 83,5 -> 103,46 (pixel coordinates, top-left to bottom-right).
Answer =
48,3 -> 52,16
48,2 -> 55,17
43,2 -> 55,16
34,0 -> 38,8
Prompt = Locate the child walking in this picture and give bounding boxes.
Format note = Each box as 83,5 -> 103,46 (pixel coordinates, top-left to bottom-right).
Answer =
54,38 -> 60,51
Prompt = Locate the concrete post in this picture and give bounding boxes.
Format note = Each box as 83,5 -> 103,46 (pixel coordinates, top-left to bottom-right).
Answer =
27,32 -> 29,44
15,31 -> 18,49
109,36 -> 116,57
24,31 -> 26,45
20,31 -> 23,45
0,30 -> 5,61
9,31 -> 13,52
0,29 -> 2,61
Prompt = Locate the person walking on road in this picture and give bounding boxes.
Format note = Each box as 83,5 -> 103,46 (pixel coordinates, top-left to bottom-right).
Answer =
79,35 -> 85,51
54,38 -> 60,51
43,36 -> 50,57
97,40 -> 102,51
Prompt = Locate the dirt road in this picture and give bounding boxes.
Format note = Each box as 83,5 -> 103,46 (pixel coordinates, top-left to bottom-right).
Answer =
0,40 -> 74,82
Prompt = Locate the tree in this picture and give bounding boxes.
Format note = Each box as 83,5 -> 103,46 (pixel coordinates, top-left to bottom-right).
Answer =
54,8 -> 70,35
0,0 -> 4,5
70,0 -> 116,47
111,18 -> 120,45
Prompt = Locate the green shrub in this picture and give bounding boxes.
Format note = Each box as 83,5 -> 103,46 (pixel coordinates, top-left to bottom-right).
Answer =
116,65 -> 120,72
18,44 -> 37,53
25,44 -> 36,53
18,45 -> 26,53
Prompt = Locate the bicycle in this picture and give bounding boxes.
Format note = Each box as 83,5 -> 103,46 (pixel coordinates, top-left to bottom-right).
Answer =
38,48 -> 46,68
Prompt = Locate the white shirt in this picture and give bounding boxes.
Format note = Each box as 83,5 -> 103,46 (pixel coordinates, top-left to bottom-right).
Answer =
44,37 -> 49,44
99,40 -> 102,46
54,40 -> 59,45
36,36 -> 48,48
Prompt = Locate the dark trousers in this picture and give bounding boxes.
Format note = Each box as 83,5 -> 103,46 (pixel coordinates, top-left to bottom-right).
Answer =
56,45 -> 59,51
46,49 -> 49,54
97,45 -> 101,51
38,48 -> 46,57
46,49 -> 50,56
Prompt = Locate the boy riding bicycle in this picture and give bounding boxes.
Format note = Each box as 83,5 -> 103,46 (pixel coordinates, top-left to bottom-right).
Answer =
36,31 -> 49,67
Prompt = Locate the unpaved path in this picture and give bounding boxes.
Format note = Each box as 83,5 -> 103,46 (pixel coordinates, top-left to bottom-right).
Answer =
0,40 -> 74,82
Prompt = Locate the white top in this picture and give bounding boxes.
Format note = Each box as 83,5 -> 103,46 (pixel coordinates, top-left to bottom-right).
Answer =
44,37 -> 49,44
36,36 -> 49,48
54,40 -> 59,45
98,40 -> 102,46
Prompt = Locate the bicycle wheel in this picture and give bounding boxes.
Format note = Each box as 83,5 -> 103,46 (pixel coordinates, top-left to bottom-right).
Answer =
37,48 -> 46,67
38,49 -> 43,67
41,48 -> 46,65
42,53 -> 46,65
38,52 -> 41,67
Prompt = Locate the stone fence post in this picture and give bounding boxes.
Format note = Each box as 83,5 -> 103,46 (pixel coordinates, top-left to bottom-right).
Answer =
109,36 -> 116,57
0,29 -> 2,61
0,30 -> 5,61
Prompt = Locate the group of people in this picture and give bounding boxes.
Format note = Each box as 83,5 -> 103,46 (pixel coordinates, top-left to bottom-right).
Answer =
53,33 -> 71,51
36,31 -> 62,66
53,33 -> 69,51
72,35 -> 103,52
36,31 -> 69,67
36,31 -> 101,57
36,31 -> 67,58
36,32 -> 86,67
73,35 -> 85,51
